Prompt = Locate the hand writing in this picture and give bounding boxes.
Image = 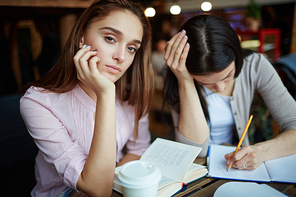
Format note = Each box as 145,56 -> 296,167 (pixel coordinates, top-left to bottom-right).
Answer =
225,144 -> 266,170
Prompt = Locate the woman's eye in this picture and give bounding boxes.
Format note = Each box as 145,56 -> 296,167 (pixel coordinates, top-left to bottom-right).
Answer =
128,47 -> 137,54
225,73 -> 233,80
105,36 -> 115,43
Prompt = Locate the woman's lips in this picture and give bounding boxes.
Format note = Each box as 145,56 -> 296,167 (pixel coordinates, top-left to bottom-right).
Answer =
106,65 -> 122,74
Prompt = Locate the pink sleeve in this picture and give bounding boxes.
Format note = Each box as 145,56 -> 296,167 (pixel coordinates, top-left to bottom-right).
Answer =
125,113 -> 151,156
20,95 -> 86,190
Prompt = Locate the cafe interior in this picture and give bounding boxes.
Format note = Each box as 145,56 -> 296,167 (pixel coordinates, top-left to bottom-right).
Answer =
0,0 -> 296,196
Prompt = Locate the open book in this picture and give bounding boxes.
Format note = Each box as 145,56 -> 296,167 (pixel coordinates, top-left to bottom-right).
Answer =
207,144 -> 296,184
113,138 -> 208,197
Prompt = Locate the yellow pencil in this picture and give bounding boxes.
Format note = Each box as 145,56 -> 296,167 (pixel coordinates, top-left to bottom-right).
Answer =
227,115 -> 253,171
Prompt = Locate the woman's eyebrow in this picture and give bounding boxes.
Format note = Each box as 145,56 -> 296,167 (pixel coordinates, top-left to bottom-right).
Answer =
198,81 -> 210,85
99,26 -> 142,44
197,68 -> 235,85
221,68 -> 234,81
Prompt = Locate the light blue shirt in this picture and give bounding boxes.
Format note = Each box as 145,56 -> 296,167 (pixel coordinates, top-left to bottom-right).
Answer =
172,53 -> 296,157
204,87 -> 235,145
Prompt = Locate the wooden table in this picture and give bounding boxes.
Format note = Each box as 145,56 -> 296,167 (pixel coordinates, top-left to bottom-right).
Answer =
112,157 -> 296,197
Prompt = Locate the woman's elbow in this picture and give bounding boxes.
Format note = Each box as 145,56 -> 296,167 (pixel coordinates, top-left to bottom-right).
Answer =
77,174 -> 114,197
77,182 -> 113,197
90,186 -> 113,197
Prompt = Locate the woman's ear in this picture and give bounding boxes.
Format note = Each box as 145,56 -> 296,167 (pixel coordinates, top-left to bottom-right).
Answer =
79,36 -> 85,48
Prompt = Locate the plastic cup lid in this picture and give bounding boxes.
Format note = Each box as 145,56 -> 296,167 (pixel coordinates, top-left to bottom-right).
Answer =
118,160 -> 161,188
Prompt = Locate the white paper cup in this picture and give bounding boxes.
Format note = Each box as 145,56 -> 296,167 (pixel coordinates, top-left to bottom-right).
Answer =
118,160 -> 161,197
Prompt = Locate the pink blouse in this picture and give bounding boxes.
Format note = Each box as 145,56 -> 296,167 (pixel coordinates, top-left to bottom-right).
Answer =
20,85 -> 151,197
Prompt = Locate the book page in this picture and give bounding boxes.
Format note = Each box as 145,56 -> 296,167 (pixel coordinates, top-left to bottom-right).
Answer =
140,138 -> 201,182
208,144 -> 270,182
158,175 -> 182,189
157,181 -> 182,197
265,153 -> 296,183
183,163 -> 208,183
187,163 -> 206,175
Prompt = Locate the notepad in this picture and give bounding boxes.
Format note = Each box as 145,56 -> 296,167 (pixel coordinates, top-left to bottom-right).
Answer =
207,144 -> 296,184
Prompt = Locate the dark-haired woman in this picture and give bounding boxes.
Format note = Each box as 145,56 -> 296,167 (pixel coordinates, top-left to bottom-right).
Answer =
20,0 -> 154,196
163,14 -> 296,171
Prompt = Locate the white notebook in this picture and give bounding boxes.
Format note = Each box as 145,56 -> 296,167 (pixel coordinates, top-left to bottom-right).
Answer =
207,144 -> 296,184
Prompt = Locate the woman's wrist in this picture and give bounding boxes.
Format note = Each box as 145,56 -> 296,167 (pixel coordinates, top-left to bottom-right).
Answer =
253,142 -> 268,162
95,86 -> 115,99
178,78 -> 195,91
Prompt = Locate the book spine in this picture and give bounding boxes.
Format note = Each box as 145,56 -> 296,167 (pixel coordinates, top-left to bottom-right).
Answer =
206,145 -> 210,176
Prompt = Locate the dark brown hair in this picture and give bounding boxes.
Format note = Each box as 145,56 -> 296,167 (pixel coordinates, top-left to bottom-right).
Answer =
164,14 -> 243,121
20,0 -> 154,137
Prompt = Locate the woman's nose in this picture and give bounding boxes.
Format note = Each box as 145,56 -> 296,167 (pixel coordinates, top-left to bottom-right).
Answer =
214,82 -> 225,92
113,46 -> 126,63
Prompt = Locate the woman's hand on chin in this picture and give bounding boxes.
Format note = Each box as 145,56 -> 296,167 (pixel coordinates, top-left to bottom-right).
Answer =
74,46 -> 115,95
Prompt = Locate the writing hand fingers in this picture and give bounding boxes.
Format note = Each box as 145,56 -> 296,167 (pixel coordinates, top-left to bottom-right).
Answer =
225,145 -> 258,170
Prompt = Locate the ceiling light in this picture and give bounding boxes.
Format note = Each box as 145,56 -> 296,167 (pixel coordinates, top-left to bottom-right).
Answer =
145,7 -> 156,17
170,5 -> 181,15
201,1 -> 212,12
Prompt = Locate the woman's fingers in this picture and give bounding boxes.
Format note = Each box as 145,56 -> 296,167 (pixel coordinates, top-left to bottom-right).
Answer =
163,30 -> 193,82
225,145 -> 258,170
164,31 -> 181,60
74,46 -> 91,76
73,45 -> 91,66
74,47 -> 99,80
165,30 -> 187,67
172,36 -> 189,70
74,45 -> 115,94
88,54 -> 101,76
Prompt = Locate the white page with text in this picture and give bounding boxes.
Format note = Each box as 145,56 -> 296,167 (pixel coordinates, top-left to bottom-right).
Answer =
140,138 -> 201,182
